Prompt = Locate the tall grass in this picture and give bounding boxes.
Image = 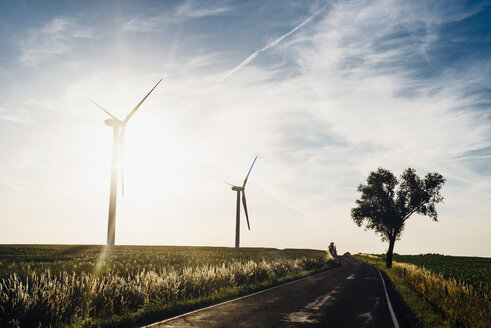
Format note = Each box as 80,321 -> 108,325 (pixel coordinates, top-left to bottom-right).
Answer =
389,262 -> 491,328
0,253 -> 329,327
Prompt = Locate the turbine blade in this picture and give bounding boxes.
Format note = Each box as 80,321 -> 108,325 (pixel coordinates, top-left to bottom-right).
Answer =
224,182 -> 236,187
88,99 -> 120,120
242,155 -> 258,187
120,127 -> 125,197
124,78 -> 163,123
242,191 -> 250,230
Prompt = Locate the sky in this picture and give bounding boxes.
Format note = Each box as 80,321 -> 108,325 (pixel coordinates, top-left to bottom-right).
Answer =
0,0 -> 490,257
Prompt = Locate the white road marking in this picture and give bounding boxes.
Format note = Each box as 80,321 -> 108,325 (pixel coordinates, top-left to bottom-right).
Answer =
378,269 -> 400,328
359,312 -> 373,321
284,287 -> 339,323
358,296 -> 379,324
284,311 -> 318,324
347,273 -> 356,279
306,293 -> 332,310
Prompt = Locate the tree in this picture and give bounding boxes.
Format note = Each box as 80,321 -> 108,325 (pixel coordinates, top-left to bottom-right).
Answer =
351,167 -> 445,268
328,242 -> 337,257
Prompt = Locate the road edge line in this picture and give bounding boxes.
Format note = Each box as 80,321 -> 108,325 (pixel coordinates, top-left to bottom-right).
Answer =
142,269 -> 331,327
378,269 -> 400,328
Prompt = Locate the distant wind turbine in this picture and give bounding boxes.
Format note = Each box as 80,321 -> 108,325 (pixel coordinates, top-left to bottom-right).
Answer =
226,156 -> 258,248
89,79 -> 162,246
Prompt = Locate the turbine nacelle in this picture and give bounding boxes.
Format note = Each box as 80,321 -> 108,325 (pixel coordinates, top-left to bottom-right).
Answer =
104,119 -> 125,128
231,186 -> 244,191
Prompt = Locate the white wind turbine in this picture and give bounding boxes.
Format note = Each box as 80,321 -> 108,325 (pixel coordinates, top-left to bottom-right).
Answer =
89,79 -> 162,245
226,156 -> 258,248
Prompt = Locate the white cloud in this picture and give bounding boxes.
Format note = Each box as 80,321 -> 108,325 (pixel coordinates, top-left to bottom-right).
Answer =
18,17 -> 95,67
124,0 -> 231,32
0,106 -> 33,125
175,0 -> 230,18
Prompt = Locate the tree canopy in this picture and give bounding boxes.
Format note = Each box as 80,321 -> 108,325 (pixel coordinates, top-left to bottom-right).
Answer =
351,167 -> 445,267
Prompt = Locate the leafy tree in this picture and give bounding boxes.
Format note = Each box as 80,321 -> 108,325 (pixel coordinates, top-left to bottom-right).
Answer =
328,242 -> 337,257
351,167 -> 445,268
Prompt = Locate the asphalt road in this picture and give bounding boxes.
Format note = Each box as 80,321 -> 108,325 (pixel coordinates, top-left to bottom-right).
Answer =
145,256 -> 398,328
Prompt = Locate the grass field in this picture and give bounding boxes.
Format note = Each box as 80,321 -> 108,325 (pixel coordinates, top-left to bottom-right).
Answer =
355,253 -> 491,328
0,245 -> 335,327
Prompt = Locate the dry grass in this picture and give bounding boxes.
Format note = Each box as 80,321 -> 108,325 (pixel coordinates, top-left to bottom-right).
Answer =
0,247 -> 330,327
389,261 -> 491,328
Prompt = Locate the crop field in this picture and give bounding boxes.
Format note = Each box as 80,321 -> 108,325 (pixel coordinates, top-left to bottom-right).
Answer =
0,245 -> 334,327
355,253 -> 491,328
391,253 -> 491,294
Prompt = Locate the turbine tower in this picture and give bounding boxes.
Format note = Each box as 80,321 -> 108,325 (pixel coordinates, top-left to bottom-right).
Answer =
227,156 -> 258,248
90,79 -> 162,245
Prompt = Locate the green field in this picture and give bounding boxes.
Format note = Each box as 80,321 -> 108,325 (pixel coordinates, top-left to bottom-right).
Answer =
0,245 -> 334,327
391,253 -> 491,293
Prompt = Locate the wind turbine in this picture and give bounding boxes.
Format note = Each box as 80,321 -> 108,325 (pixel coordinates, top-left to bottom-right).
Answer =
226,156 -> 258,248
90,79 -> 162,246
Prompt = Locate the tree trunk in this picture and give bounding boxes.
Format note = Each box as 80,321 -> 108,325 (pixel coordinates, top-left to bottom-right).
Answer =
386,236 -> 396,268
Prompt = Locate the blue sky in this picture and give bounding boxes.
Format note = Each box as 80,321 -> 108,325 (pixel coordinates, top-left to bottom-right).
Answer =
0,0 -> 490,256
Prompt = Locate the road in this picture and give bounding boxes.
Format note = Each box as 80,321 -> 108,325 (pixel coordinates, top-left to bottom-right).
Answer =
145,256 -> 399,328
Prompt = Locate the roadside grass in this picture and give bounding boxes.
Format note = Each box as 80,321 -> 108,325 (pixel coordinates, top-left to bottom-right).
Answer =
83,264 -> 334,328
354,254 -> 449,327
354,254 -> 491,328
0,245 -> 338,328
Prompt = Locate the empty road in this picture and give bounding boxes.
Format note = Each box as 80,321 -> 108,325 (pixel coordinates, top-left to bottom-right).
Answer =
145,257 -> 399,328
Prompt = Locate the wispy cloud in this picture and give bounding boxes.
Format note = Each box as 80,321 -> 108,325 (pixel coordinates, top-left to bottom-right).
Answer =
18,17 -> 95,67
124,0 -> 231,32
275,0 -> 491,162
0,106 -> 33,125
175,0 -> 230,18
217,4 -> 328,82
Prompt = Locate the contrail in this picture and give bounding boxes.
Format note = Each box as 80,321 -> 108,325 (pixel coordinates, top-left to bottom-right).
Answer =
217,4 -> 328,83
